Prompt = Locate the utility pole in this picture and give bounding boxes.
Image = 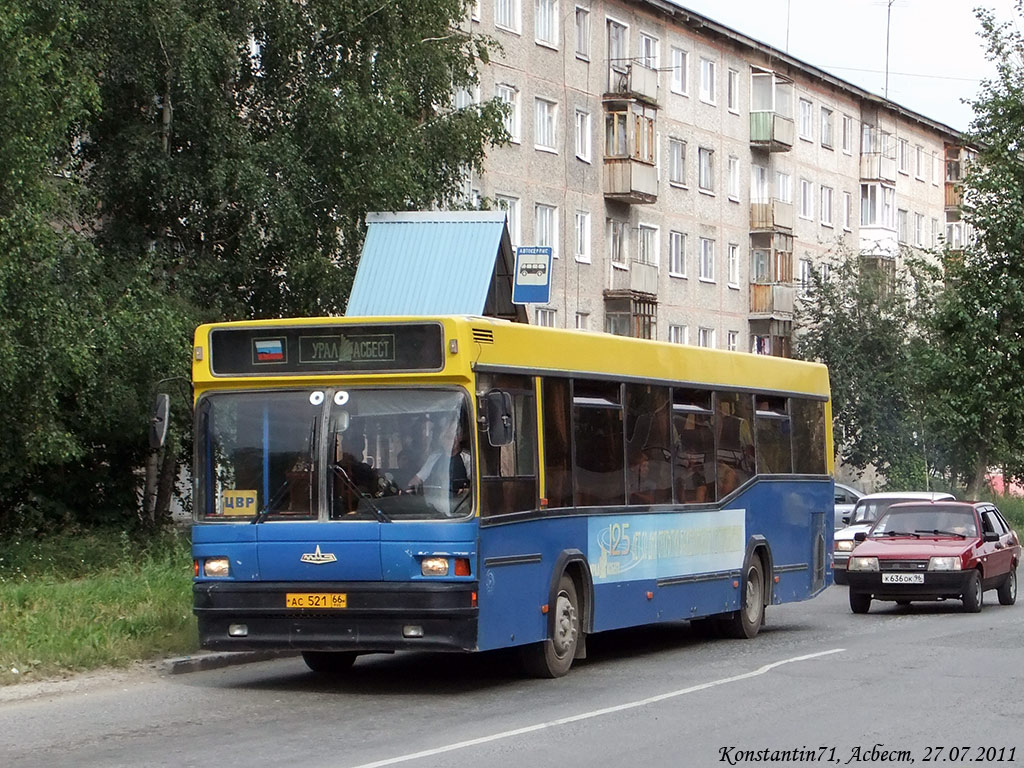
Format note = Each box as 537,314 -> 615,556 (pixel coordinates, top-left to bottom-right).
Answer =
884,0 -> 894,99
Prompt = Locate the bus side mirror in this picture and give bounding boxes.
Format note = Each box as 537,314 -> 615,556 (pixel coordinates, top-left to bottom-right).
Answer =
483,390 -> 514,447
149,393 -> 170,449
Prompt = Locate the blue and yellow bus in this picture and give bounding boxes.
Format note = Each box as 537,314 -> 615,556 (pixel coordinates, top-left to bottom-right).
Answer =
191,316 -> 833,677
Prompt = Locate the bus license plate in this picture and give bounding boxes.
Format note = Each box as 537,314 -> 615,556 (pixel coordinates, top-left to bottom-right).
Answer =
285,593 -> 347,609
881,573 -> 924,585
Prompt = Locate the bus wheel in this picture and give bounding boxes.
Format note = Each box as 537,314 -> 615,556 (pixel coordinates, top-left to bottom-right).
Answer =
522,574 -> 580,678
302,651 -> 357,675
723,558 -> 764,639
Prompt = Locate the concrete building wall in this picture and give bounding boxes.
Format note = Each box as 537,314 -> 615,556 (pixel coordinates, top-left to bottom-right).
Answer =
464,0 -> 958,352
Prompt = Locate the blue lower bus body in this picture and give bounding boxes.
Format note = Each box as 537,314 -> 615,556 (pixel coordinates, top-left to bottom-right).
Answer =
193,477 -> 831,653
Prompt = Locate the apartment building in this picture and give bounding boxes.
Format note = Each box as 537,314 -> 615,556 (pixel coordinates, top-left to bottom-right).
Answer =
460,0 -> 965,356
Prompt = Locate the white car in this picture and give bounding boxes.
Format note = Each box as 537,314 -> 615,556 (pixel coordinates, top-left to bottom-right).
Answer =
832,491 -> 955,585
833,482 -> 864,531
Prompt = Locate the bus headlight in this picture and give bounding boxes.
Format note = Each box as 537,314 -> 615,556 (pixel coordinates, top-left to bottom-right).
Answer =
203,557 -> 231,577
848,556 -> 879,572
928,557 -> 962,571
421,557 -> 449,576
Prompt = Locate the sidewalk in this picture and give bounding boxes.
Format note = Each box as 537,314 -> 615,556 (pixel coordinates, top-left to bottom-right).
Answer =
162,649 -> 298,675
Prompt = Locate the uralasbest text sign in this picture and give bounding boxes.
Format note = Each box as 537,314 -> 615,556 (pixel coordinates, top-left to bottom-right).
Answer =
512,246 -> 552,304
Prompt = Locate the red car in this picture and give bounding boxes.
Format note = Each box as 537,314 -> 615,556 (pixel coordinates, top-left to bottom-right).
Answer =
846,501 -> 1020,613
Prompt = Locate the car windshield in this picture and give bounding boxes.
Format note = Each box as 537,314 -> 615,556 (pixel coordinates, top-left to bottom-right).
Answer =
850,499 -> 905,525
871,506 -> 977,538
195,388 -> 473,522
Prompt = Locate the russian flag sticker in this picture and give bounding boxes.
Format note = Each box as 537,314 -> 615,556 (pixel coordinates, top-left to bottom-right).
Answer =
254,338 -> 285,363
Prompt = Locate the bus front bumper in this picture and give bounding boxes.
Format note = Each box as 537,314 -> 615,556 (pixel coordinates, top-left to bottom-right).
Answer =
194,581 -> 478,653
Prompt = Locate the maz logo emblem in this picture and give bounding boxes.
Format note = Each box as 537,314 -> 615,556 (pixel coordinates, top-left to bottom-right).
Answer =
300,545 -> 338,564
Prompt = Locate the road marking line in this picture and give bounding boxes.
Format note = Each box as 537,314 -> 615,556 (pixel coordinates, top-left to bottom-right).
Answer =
345,647 -> 845,768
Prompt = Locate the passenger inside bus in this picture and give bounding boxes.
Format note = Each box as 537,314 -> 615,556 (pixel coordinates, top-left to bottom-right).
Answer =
405,413 -> 472,497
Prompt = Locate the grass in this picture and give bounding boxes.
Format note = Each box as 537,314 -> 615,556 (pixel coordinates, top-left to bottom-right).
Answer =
0,528 -> 198,685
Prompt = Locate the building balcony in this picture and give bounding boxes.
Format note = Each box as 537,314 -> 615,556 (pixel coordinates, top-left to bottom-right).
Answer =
603,157 -> 658,204
606,63 -> 659,106
750,199 -> 794,232
749,283 -> 794,319
860,152 -> 896,182
945,182 -> 963,209
607,260 -> 658,296
749,112 -> 795,152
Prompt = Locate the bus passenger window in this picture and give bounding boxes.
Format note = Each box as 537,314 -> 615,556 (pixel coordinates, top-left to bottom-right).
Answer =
755,395 -> 793,474
625,385 -> 672,505
715,392 -> 755,496
672,388 -> 716,503
573,379 -> 624,507
791,399 -> 827,474
542,378 -> 573,509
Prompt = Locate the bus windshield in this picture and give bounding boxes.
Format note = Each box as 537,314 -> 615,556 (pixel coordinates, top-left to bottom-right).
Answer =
196,388 -> 473,522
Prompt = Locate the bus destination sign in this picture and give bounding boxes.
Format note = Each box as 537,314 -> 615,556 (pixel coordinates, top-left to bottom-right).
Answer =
209,323 -> 443,375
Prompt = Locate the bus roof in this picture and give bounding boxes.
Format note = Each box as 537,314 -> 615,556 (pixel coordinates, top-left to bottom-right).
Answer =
193,315 -> 830,399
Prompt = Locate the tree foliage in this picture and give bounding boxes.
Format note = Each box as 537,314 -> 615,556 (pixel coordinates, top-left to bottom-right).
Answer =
0,0 -> 506,532
795,248 -> 934,488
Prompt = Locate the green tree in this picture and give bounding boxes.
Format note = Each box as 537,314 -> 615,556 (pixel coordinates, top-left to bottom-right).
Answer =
83,0 -> 507,320
795,248 -> 934,488
919,2 -> 1024,495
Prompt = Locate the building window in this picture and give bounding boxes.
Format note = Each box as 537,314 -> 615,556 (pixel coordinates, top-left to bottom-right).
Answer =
534,98 -> 557,151
697,327 -> 715,348
699,237 -> 715,282
536,307 -> 556,327
860,184 -> 895,229
897,138 -> 909,174
820,186 -> 833,226
575,109 -> 591,161
575,210 -> 591,262
728,243 -> 739,286
914,212 -> 924,247
535,0 -> 558,47
670,48 -> 688,95
799,178 -> 813,219
799,258 -> 812,295
776,171 -> 792,203
820,107 -> 833,148
669,324 -> 687,344
637,224 -> 658,266
798,98 -> 812,139
496,0 -> 521,32
897,208 -> 909,243
841,114 -> 853,153
669,231 -> 686,277
607,19 -> 628,73
931,152 -> 940,185
575,311 -> 589,330
608,218 -> 626,268
574,6 -> 589,58
535,203 -> 558,258
915,145 -> 925,179
727,69 -> 739,112
843,191 -> 852,230
668,138 -> 686,186
605,110 -> 628,157
495,83 -> 520,143
931,217 -> 940,247
727,330 -> 738,352
699,58 -> 716,104
495,194 -> 520,245
727,155 -> 740,200
639,33 -> 658,69
698,147 -> 714,192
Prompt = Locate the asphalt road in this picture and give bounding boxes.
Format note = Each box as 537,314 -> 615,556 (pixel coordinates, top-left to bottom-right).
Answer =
2,585 -> 1022,768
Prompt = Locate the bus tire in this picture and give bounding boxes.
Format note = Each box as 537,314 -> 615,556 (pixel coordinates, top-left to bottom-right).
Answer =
521,574 -> 580,678
723,557 -> 765,639
302,651 -> 357,675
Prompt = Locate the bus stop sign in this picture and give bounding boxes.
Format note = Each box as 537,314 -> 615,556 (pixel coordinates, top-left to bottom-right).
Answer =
512,246 -> 552,305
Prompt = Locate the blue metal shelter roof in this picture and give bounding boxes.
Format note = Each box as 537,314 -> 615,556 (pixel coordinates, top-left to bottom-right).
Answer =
345,211 -> 524,321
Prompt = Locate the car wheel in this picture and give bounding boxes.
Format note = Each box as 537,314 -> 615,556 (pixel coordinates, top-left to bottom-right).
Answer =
962,570 -> 983,613
997,568 -> 1017,606
521,574 -> 580,678
723,558 -> 765,639
302,651 -> 357,675
849,590 -> 871,614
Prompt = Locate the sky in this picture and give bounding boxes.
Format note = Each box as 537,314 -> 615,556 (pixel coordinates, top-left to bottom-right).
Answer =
672,0 -> 1021,132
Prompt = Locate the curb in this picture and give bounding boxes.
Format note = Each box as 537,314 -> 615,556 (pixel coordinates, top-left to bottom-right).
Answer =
162,650 -> 299,675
